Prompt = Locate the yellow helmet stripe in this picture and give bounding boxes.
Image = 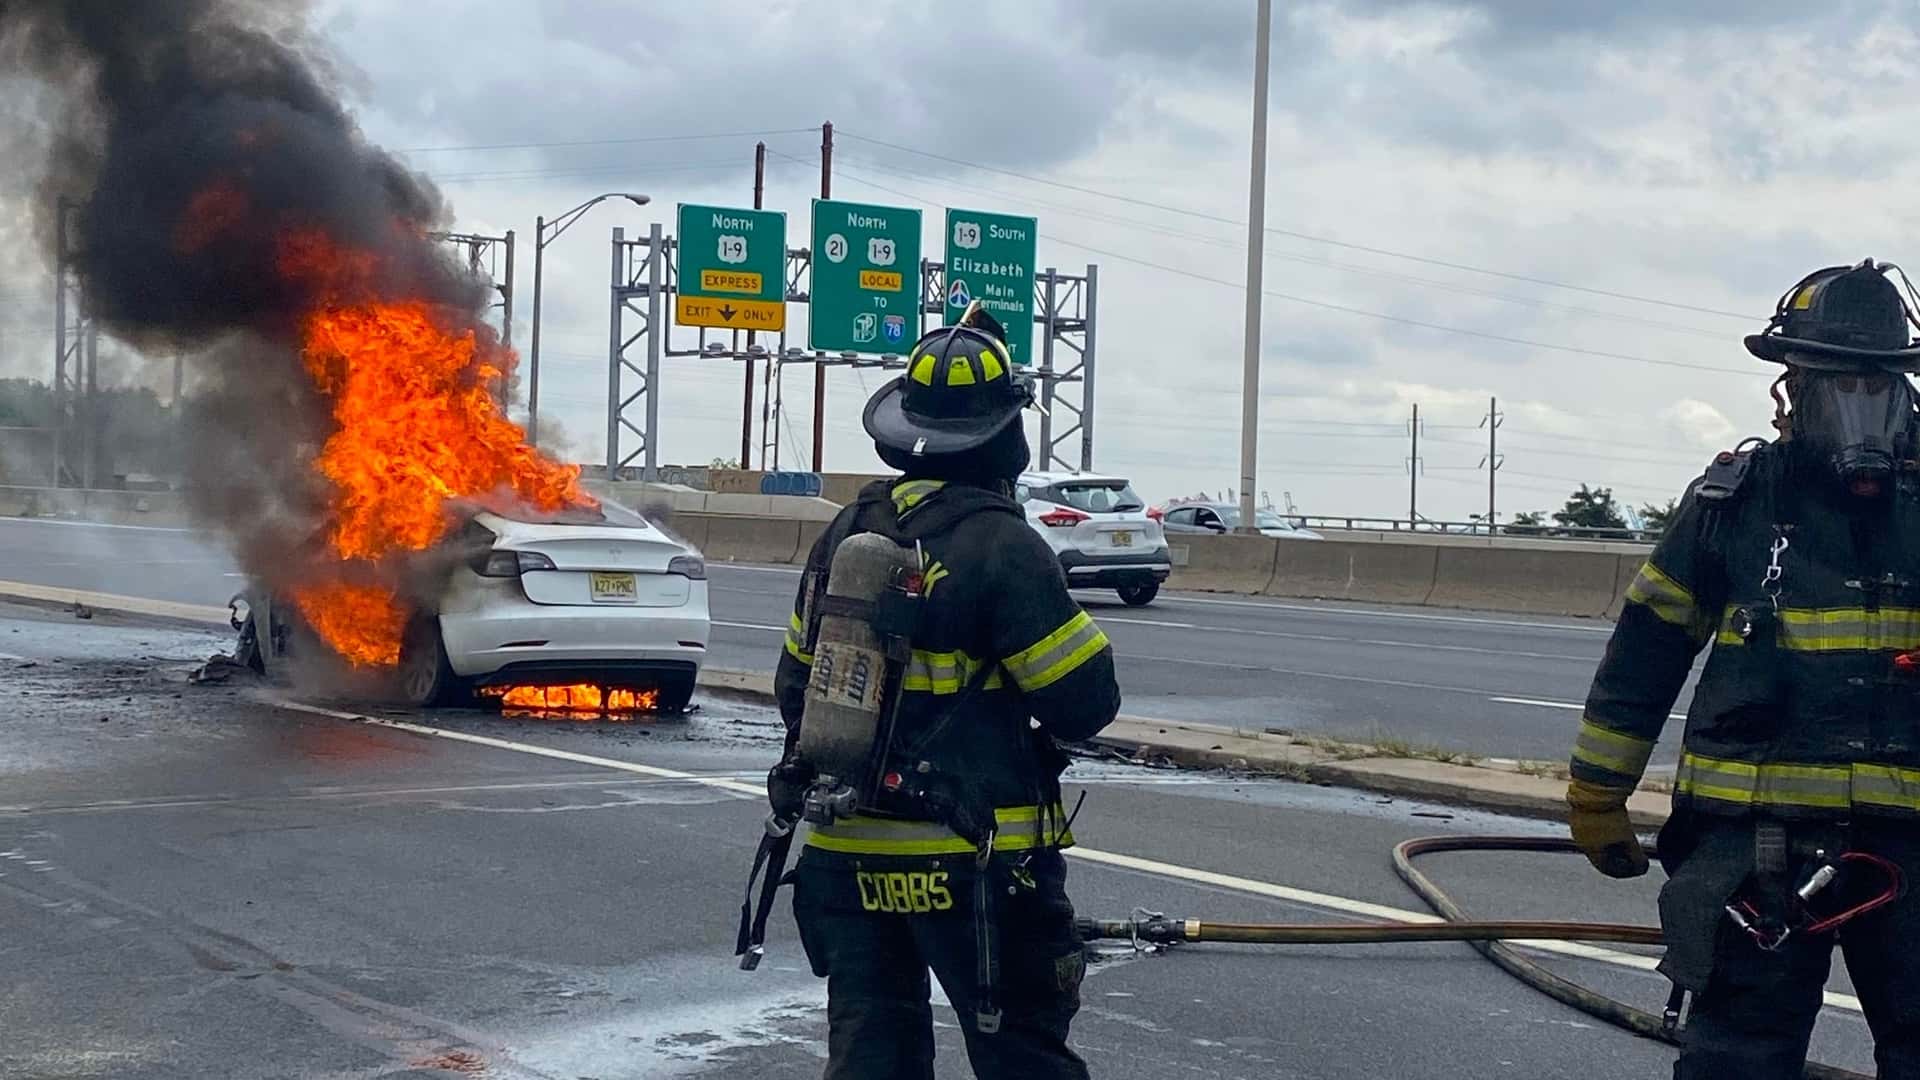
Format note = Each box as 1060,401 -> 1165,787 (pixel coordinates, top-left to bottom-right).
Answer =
910,352 -> 938,386
946,354 -> 977,386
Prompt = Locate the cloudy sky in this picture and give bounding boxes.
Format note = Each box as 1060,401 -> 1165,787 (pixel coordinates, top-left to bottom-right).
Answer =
8,0 -> 1920,522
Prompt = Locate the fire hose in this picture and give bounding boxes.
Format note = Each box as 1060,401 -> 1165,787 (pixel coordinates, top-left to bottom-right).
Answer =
1077,835 -> 1874,1080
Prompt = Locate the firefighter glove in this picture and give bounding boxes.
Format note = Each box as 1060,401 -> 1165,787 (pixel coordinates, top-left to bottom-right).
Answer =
1567,778 -> 1649,879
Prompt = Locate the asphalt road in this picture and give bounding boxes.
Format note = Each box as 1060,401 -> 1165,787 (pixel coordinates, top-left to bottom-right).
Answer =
0,516 -> 1666,766
0,601 -> 1874,1079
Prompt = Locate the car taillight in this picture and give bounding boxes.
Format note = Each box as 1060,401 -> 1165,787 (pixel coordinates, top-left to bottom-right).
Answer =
475,550 -> 557,577
1147,506 -> 1165,522
1038,507 -> 1089,528
668,555 -> 706,580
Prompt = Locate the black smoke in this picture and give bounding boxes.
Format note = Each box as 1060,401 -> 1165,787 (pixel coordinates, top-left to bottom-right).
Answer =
0,0 -> 492,629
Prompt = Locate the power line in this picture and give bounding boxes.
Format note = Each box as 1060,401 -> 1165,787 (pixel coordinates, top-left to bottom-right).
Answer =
812,158 -> 1758,377
833,152 -> 1729,342
836,130 -> 1757,322
396,127 -> 819,155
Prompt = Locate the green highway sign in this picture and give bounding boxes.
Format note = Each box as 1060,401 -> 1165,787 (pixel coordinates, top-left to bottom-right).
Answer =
675,203 -> 788,331
943,208 -> 1038,365
808,199 -> 923,354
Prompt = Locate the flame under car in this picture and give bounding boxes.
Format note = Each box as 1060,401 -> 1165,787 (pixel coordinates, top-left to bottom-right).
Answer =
397,501 -> 709,712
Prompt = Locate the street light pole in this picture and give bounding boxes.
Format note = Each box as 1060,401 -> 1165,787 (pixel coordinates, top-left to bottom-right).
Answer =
529,214 -> 546,444
1236,0 -> 1272,536
528,192 -> 651,447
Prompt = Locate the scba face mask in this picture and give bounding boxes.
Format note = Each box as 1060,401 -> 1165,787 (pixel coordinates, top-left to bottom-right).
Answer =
1791,370 -> 1920,498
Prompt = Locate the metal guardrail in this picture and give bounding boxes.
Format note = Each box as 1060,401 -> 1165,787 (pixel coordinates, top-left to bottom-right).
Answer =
1288,514 -> 1661,543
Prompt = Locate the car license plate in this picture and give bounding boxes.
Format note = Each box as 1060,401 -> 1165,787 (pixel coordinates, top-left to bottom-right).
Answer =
1111,530 -> 1133,548
589,571 -> 638,603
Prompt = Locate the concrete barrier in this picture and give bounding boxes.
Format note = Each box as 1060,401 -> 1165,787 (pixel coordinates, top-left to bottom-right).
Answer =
702,516 -> 802,564
1607,553 -> 1648,620
1167,535 -> 1281,594
1427,546 -> 1625,617
654,511 -> 711,553
0,485 -> 191,526
797,520 -> 828,563
1265,539 -> 1439,606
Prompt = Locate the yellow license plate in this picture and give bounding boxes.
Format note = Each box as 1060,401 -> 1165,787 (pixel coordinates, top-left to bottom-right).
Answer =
589,571 -> 638,602
1112,531 -> 1133,547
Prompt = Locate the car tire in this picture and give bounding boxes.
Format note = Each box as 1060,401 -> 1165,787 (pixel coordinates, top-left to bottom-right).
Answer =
656,672 -> 697,715
398,617 -> 469,708
1117,582 -> 1160,607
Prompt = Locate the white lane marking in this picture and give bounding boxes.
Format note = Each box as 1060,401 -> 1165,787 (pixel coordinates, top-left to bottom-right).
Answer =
268,699 -> 767,798
710,564 -> 804,577
0,517 -> 197,534
1123,653 -> 1523,699
1491,697 -> 1687,722
713,620 -> 785,633
264,696 -> 1861,1016
1152,593 -> 1614,635
0,775 -> 762,816
1065,847 -> 1863,1015
0,579 -> 229,626
1099,614 -> 1592,663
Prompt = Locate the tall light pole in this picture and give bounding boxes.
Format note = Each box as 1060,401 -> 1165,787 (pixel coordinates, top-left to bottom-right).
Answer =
529,192 -> 651,446
1236,0 -> 1272,536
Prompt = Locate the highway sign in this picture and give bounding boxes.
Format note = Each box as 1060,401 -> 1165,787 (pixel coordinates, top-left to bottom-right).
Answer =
808,199 -> 922,353
943,208 -> 1038,364
675,203 -> 787,331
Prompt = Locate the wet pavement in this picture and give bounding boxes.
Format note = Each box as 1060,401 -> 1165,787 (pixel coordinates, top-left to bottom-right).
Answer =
0,516 -> 1668,764
0,600 -> 1876,1079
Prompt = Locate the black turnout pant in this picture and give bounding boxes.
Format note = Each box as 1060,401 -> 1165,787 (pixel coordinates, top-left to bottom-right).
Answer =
1662,816 -> 1920,1079
791,846 -> 1090,1080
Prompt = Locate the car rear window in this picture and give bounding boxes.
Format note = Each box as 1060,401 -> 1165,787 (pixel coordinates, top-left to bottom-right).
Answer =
464,494 -> 651,529
1050,482 -> 1145,513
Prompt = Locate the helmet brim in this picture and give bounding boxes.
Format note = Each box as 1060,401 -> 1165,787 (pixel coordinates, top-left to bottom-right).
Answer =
862,376 -> 1025,456
1745,333 -> 1920,372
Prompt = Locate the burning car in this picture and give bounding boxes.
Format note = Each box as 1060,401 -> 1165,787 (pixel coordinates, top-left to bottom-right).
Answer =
402,500 -> 708,711
237,498 -> 710,713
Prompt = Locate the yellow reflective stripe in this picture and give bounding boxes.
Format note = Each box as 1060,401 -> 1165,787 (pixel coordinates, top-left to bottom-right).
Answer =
1713,606 -> 1920,651
1004,611 -> 1110,691
784,612 -> 812,664
804,804 -> 1072,855
1571,717 -> 1656,779
910,353 -> 938,385
1674,753 -> 1920,811
891,479 -> 946,515
1624,562 -> 1707,636
784,636 -> 813,665
902,648 -> 1005,693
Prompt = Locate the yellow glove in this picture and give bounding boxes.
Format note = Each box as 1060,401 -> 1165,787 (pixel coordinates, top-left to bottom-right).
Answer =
1567,779 -> 1649,879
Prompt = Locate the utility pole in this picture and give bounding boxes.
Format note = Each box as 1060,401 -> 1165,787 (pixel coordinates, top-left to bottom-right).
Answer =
812,121 -> 833,473
1478,395 -> 1504,533
742,141 -> 766,469
1407,402 -> 1422,527
1236,0 -> 1272,537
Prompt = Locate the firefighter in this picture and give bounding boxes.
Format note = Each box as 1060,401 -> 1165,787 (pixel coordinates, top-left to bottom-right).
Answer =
1567,260 -> 1920,1078
766,305 -> 1120,1079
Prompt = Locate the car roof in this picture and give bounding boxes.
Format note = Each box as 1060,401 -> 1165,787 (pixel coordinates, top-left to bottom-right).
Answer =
1020,470 -> 1132,486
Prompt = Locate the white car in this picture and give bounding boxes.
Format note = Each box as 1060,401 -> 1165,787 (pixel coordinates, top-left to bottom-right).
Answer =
1016,470 -> 1172,606
397,500 -> 710,710
1160,502 -> 1324,541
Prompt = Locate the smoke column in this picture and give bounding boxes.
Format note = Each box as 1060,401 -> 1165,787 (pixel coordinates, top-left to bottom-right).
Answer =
0,0 -> 523,656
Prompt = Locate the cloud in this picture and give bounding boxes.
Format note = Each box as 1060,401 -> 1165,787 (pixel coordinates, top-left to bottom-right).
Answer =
1661,398 -> 1739,448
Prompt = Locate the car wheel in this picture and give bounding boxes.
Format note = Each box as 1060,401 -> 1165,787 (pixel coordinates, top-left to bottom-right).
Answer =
397,617 -> 469,708
1116,582 -> 1160,607
655,673 -> 697,715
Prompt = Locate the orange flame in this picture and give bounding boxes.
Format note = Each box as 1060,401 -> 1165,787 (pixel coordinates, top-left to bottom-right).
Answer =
288,582 -> 406,668
480,684 -> 658,714
261,228 -> 593,667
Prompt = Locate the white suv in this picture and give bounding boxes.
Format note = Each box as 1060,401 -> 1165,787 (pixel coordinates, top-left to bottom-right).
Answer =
1016,471 -> 1172,606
